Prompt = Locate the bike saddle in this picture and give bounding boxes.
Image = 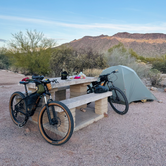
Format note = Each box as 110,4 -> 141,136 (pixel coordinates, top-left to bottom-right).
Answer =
19,81 -> 29,84
32,75 -> 44,80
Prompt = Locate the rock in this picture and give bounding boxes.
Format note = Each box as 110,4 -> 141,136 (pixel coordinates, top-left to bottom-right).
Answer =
104,113 -> 108,117
25,128 -> 31,133
150,87 -> 158,91
159,75 -> 166,86
80,108 -> 86,112
158,100 -> 163,103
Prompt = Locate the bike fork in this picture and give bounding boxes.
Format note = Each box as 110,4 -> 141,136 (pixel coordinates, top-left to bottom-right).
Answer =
43,94 -> 57,125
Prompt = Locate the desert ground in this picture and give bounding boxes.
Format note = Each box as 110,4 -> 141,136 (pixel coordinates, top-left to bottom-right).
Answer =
0,69 -> 166,166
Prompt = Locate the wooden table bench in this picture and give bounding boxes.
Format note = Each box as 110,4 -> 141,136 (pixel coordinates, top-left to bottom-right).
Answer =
61,91 -> 112,131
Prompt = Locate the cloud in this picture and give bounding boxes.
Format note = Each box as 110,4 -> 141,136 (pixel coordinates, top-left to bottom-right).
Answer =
0,39 -> 6,42
0,15 -> 166,33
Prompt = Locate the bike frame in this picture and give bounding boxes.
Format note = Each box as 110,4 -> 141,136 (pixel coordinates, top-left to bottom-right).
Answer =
88,71 -> 121,101
18,80 -> 58,125
91,76 -> 115,91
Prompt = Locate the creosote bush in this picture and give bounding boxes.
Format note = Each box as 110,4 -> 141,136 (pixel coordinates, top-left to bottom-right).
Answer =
148,69 -> 162,86
50,47 -> 107,77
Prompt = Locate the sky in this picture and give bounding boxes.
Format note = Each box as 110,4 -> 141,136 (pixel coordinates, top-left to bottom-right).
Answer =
0,0 -> 166,47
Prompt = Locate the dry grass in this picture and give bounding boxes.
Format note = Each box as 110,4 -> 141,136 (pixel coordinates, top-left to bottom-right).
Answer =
83,68 -> 103,77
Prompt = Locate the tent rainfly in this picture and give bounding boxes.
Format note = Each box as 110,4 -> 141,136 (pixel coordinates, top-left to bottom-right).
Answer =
101,65 -> 157,103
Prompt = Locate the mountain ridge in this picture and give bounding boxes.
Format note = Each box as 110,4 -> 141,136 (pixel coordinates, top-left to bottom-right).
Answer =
63,32 -> 166,57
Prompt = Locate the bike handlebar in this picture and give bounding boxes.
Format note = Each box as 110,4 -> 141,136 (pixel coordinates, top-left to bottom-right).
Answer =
99,69 -> 118,78
20,76 -> 59,85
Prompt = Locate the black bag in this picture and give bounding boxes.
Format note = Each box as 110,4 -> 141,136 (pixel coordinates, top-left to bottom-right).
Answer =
26,92 -> 40,111
61,71 -> 68,80
94,85 -> 108,93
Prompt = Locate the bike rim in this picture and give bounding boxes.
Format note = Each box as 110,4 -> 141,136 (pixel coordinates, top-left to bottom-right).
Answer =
10,94 -> 27,125
40,104 -> 71,143
109,89 -> 127,113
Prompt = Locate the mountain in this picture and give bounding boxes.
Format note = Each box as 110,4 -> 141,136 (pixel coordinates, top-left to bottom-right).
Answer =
63,32 -> 166,57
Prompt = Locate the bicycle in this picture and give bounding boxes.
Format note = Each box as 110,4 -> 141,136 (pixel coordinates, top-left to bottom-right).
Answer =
87,70 -> 129,115
9,75 -> 74,145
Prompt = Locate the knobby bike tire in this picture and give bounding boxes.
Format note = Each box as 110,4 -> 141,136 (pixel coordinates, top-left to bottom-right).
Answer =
9,91 -> 28,127
38,101 -> 74,146
108,87 -> 129,115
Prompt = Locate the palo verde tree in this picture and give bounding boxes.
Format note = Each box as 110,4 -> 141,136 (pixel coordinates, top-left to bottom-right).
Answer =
8,30 -> 56,75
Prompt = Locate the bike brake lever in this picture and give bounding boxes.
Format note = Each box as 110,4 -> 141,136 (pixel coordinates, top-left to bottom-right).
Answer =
52,79 -> 59,83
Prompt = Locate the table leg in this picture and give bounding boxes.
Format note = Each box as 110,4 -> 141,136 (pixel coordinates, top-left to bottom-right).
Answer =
55,89 -> 66,101
70,83 -> 90,109
95,97 -> 108,115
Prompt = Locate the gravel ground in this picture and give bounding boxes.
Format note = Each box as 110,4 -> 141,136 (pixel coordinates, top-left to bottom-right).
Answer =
0,70 -> 166,166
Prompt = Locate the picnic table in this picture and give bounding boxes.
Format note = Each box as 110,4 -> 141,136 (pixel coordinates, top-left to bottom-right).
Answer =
27,77 -> 112,131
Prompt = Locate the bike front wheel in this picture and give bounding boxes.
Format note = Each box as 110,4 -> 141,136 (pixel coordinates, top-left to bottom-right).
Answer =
9,91 -> 28,127
38,101 -> 74,146
108,87 -> 129,115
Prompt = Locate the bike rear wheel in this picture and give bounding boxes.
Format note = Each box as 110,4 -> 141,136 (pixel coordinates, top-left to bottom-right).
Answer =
108,87 -> 129,115
9,91 -> 28,127
38,101 -> 74,145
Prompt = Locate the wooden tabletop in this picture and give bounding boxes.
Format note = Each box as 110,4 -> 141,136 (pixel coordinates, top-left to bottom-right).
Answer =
27,77 -> 98,89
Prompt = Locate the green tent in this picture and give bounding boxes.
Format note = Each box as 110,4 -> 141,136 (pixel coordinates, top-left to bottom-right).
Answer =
101,65 -> 157,103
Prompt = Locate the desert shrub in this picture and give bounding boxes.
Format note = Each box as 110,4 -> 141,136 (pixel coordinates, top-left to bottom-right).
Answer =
105,43 -> 136,67
78,47 -> 107,70
50,47 -> 80,76
50,47 -> 107,77
148,69 -> 162,86
0,48 -> 10,69
106,43 -> 148,78
152,60 -> 166,73
128,62 -> 151,79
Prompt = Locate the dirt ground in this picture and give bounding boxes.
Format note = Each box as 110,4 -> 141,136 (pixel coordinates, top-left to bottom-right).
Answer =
0,70 -> 166,166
